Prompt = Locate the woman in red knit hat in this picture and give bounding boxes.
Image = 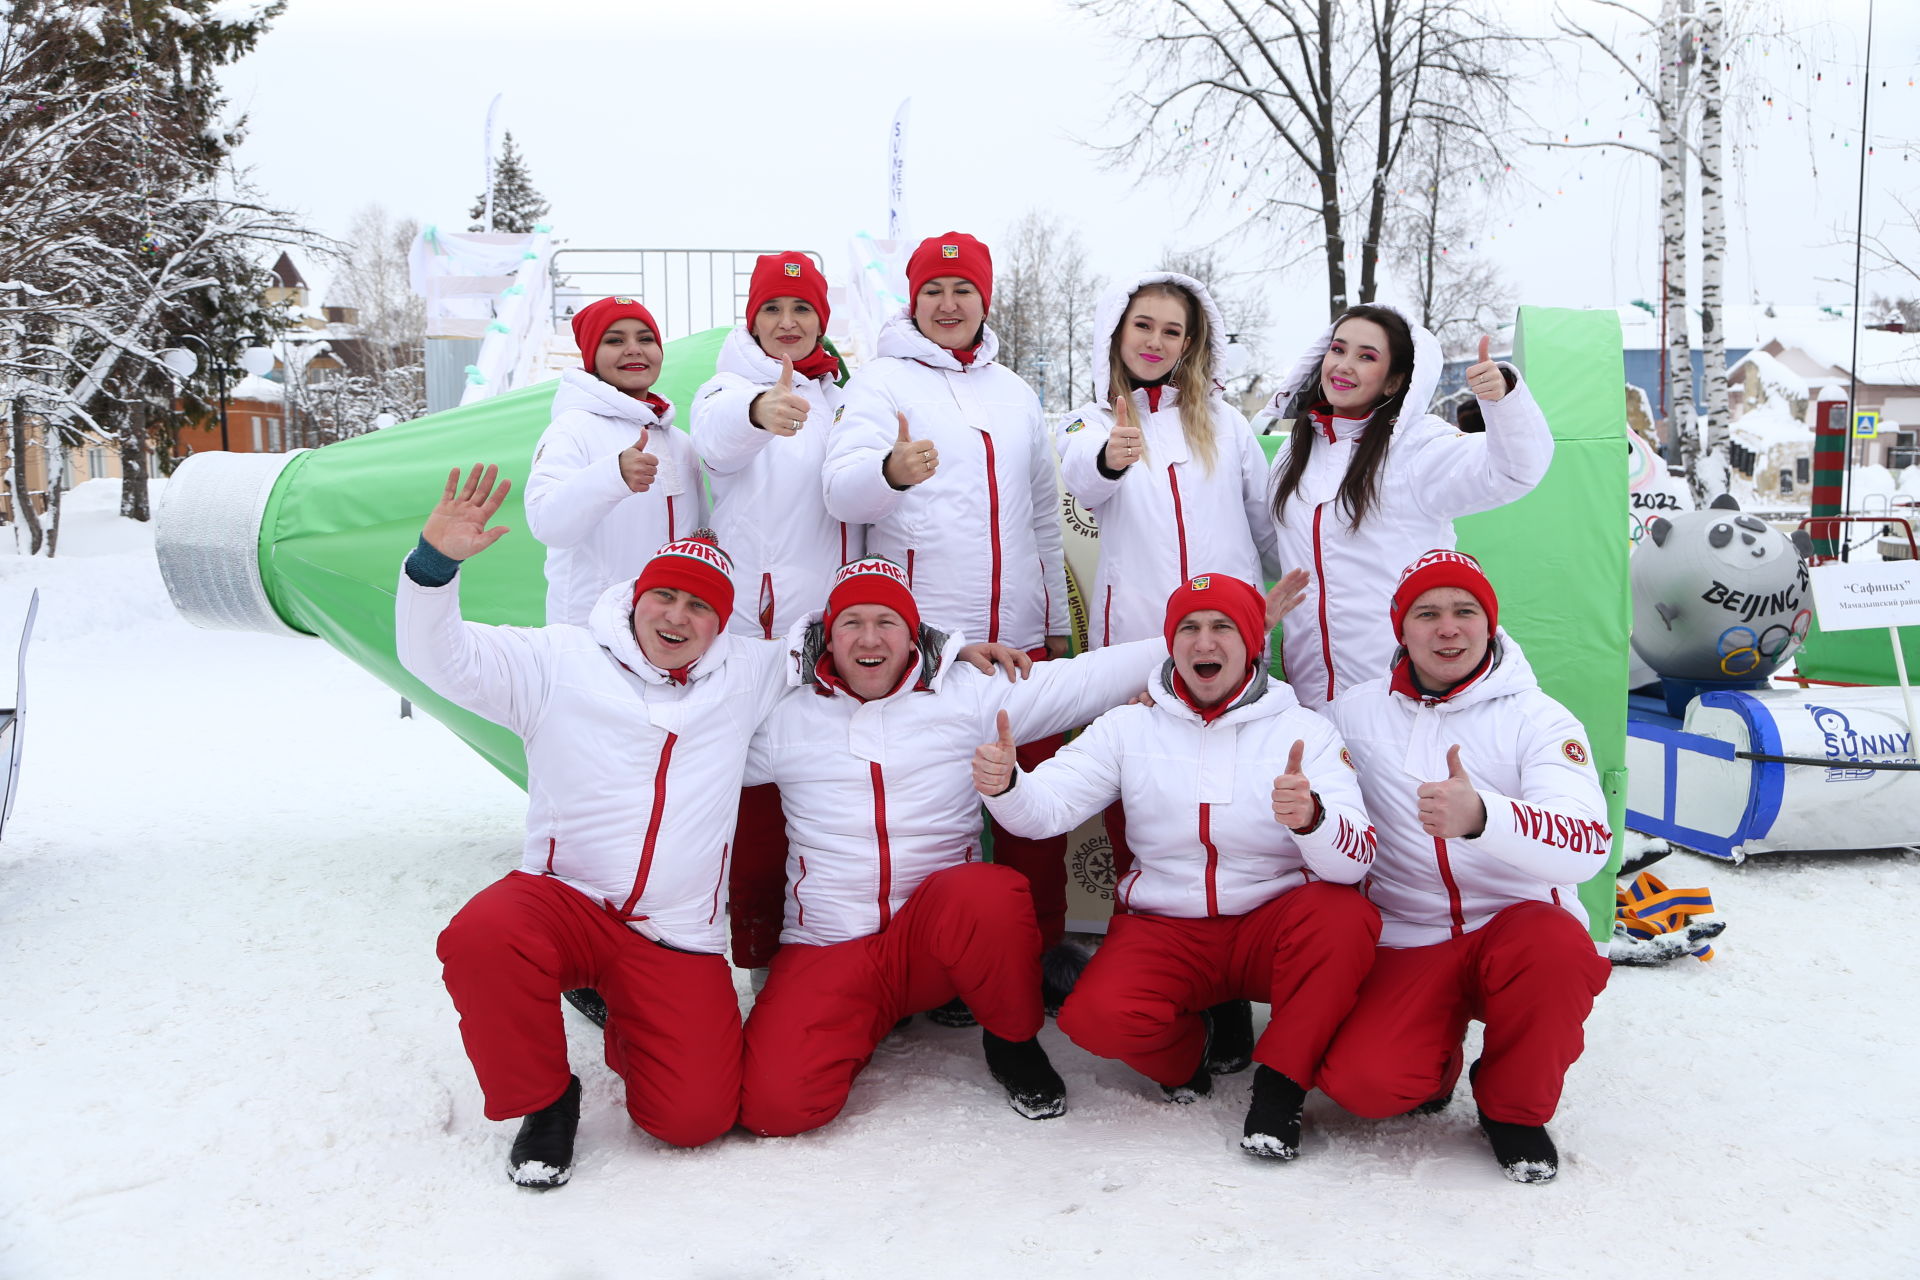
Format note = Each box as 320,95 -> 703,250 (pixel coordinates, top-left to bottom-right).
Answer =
524,296 -> 709,627
822,231 -> 1078,1012
691,251 -> 863,983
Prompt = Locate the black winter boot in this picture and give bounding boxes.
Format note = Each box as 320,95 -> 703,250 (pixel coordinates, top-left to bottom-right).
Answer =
562,988 -> 609,1028
982,1030 -> 1067,1119
1478,1109 -> 1559,1184
1204,998 -> 1255,1074
507,1074 -> 581,1189
1041,938 -> 1095,1017
925,996 -> 978,1028
1239,1065 -> 1307,1161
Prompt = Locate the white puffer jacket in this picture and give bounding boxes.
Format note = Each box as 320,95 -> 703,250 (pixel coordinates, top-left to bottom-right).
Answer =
746,622 -> 1163,947
823,311 -> 1068,650
1328,631 -> 1611,950
691,327 -> 863,638
985,659 -> 1373,918
1057,272 -> 1279,648
524,369 -> 710,626
1264,307 -> 1552,709
397,567 -> 787,954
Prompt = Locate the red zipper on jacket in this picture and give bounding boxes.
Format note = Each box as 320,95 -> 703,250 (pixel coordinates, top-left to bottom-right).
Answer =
794,855 -> 809,928
1200,803 -> 1221,916
870,762 -> 894,929
545,837 -> 556,874
759,572 -> 775,639
1312,502 -> 1334,703
617,732 -> 680,918
1168,465 -> 1190,582
667,495 -> 677,542
981,432 -> 1003,643
840,524 -> 850,565
1432,836 -> 1466,938
1102,587 -> 1113,647
707,842 -> 730,925
905,549 -> 915,586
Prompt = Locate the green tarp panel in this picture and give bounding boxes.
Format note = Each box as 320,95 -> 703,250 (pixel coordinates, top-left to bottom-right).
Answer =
256,325 -> 730,789
1254,306 -> 1628,940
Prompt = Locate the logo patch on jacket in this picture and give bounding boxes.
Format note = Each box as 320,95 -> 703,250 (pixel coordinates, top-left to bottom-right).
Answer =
1562,739 -> 1590,765
1064,418 -> 1085,433
941,244 -> 959,258
784,262 -> 802,277
1340,747 -> 1355,770
833,405 -> 845,423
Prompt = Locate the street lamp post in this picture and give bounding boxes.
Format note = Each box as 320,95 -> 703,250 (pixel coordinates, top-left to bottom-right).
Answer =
160,335 -> 277,452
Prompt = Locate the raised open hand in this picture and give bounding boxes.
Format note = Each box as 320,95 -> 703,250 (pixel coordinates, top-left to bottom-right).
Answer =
421,464 -> 513,561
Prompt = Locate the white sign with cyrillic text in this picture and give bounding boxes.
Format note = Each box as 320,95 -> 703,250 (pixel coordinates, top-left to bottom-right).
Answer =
1809,560 -> 1920,631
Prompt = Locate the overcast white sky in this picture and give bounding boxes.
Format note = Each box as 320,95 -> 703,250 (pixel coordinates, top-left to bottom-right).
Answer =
222,0 -> 1920,362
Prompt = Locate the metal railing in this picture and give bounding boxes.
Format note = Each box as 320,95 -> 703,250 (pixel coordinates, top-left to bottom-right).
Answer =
550,248 -> 825,342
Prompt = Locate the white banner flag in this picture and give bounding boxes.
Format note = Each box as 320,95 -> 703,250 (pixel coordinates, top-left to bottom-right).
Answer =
888,99 -> 910,242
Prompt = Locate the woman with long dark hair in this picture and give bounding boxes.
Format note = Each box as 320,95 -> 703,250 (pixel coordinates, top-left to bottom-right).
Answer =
1265,305 -> 1552,711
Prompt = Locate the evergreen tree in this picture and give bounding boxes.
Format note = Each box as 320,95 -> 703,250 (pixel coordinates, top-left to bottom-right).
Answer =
469,131 -> 551,234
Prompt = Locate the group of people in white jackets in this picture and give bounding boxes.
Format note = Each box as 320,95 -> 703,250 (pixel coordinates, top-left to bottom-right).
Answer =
396,232 -> 1612,1193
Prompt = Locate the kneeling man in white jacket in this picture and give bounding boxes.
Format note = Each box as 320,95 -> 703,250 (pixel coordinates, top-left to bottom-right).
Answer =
397,466 -> 787,1190
739,558 -> 1169,1135
977,573 -> 1380,1162
1319,550 -> 1613,1184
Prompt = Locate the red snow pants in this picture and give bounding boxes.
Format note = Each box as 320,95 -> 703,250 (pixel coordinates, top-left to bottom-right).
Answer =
988,647 -> 1071,948
436,870 -> 743,1147
727,783 -> 788,969
1316,901 -> 1612,1126
1057,881 -> 1381,1088
739,862 -> 1045,1137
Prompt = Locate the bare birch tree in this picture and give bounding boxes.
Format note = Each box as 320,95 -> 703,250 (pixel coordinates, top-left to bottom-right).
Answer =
1076,0 -> 1519,319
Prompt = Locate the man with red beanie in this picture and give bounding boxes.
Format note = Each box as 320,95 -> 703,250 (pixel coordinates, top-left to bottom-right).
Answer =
823,230 -> 1079,1006
976,572 -> 1379,1162
738,557 -> 1166,1136
1320,549 -> 1612,1184
525,295 -> 708,626
691,251 -> 861,979
396,465 -> 789,1189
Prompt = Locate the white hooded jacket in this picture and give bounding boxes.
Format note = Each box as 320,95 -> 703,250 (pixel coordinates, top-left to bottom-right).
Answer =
746,620 -> 1162,947
985,657 -> 1375,919
690,326 -> 863,638
524,368 -> 710,626
822,310 -> 1069,650
396,568 -> 787,954
1056,272 -> 1280,648
1263,307 -> 1552,709
1328,631 -> 1611,949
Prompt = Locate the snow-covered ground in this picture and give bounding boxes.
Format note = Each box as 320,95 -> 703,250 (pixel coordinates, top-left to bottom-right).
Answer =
4,481 -> 1918,1279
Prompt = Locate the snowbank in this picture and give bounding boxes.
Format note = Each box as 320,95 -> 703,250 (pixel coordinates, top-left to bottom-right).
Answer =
1,484 -> 1916,1278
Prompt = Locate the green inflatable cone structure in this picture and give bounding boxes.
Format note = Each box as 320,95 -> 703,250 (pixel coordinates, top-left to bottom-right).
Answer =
157,309 -> 1628,940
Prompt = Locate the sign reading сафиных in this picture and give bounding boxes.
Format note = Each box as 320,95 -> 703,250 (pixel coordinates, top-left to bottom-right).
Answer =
1809,560 -> 1920,632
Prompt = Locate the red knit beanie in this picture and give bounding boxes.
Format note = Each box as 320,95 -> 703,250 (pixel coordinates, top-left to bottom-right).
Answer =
1389,549 -> 1498,642
907,232 -> 993,314
632,533 -> 735,628
824,557 -> 920,637
1162,573 -> 1267,663
747,252 -> 830,332
573,296 -> 662,374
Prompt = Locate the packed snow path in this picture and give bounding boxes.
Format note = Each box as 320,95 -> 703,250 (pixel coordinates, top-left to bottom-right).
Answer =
2,483 -> 1917,1277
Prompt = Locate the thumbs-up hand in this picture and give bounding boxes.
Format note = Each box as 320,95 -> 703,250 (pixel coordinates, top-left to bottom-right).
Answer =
749,357 -> 812,436
883,412 -> 940,489
1264,567 -> 1312,628
1415,744 -> 1488,839
620,426 -> 659,493
972,709 -> 1020,797
1270,739 -> 1319,831
1103,392 -> 1145,471
1465,335 -> 1507,403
